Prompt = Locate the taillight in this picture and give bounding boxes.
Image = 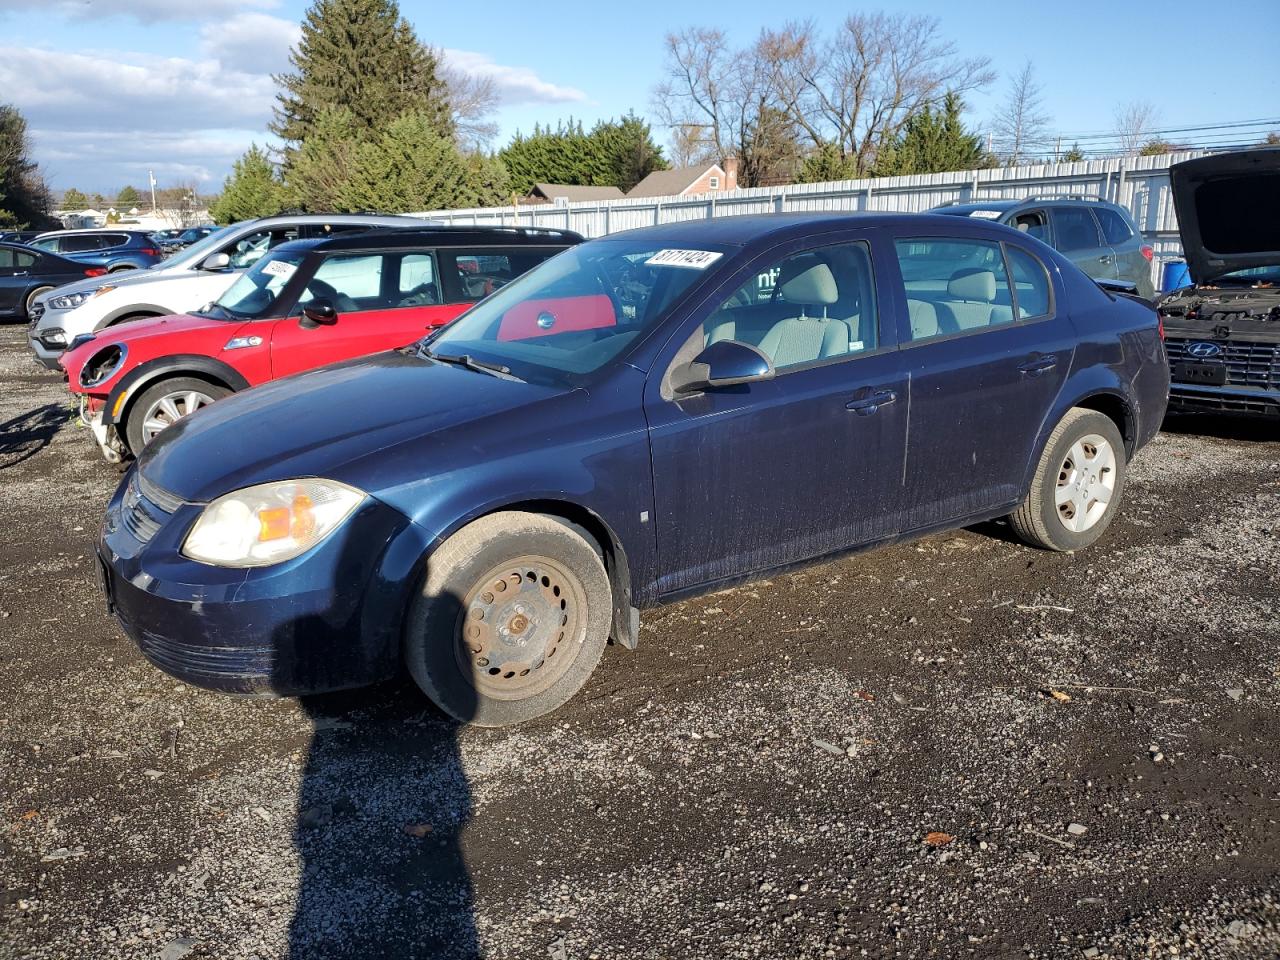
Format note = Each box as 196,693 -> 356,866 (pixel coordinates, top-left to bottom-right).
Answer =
140,247 -> 159,256
1157,315 -> 1165,340
85,267 -> 107,277
1140,245 -> 1154,262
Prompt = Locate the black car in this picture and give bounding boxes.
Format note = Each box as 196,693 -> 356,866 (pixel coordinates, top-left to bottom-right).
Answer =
0,241 -> 107,323
1158,148 -> 1280,416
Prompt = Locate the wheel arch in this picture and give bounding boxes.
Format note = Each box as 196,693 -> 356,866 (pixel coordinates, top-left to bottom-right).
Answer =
94,304 -> 170,330
103,354 -> 248,427
1020,374 -> 1137,497
437,497 -> 639,650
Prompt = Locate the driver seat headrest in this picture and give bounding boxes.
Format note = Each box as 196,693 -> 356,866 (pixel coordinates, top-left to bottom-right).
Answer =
779,262 -> 839,307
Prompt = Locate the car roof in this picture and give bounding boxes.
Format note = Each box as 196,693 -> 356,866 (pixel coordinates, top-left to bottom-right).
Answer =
34,228 -> 155,238
933,196 -> 1127,217
270,226 -> 586,257
602,211 -> 1026,247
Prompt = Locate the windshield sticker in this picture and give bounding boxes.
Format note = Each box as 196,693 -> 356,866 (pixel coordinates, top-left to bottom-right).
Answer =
261,259 -> 297,279
645,249 -> 724,269
968,210 -> 1003,219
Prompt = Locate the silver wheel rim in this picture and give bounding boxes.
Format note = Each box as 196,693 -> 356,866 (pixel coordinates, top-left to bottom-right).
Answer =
140,389 -> 216,444
1055,433 -> 1116,533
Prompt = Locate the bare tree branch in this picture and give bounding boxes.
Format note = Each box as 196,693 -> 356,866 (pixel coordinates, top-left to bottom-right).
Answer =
1113,100 -> 1160,156
991,60 -> 1052,166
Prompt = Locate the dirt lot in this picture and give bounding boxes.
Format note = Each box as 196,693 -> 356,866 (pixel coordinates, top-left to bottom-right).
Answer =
1,322 -> 1278,960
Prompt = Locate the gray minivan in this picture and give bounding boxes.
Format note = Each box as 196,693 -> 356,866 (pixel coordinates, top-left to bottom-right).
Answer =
932,196 -> 1154,299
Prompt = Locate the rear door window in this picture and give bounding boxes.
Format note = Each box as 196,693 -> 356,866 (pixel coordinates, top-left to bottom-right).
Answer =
98,233 -> 128,249
1049,208 -> 1103,253
1094,207 -> 1135,244
894,238 -> 1015,341
61,235 -> 101,253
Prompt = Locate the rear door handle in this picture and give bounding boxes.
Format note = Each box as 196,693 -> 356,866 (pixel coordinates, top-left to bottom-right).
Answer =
1017,354 -> 1058,377
846,388 -> 897,415
1097,255 -> 1112,263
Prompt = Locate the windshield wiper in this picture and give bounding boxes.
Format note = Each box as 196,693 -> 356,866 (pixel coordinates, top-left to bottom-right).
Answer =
420,346 -> 524,382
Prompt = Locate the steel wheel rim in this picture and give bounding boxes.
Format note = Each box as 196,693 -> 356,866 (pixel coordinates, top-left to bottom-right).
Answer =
456,555 -> 586,701
140,389 -> 216,444
1054,433 -> 1116,533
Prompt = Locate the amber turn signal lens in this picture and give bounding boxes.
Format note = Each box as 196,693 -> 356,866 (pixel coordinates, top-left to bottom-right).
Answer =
290,494 -> 316,539
258,507 -> 291,541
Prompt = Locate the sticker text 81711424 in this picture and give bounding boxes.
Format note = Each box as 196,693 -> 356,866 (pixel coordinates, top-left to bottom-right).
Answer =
644,249 -> 724,270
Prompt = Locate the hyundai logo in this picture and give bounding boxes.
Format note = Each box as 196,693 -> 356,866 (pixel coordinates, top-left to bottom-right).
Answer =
1187,342 -> 1222,359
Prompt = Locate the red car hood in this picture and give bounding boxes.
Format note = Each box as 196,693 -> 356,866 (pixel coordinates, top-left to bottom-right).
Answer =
60,312 -> 244,377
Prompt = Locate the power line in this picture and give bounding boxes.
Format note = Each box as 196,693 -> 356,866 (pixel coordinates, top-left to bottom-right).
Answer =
1050,116 -> 1280,144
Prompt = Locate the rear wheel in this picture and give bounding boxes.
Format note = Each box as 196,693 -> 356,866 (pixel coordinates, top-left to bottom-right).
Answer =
1009,408 -> 1127,552
108,264 -> 137,273
24,286 -> 53,321
124,377 -> 230,453
404,512 -> 611,727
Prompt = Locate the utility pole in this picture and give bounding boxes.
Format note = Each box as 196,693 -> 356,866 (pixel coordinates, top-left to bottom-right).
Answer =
148,170 -> 157,213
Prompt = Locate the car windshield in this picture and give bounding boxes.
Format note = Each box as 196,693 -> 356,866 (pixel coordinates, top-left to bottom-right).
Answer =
422,240 -> 730,385
1216,265 -> 1280,285
199,252 -> 305,319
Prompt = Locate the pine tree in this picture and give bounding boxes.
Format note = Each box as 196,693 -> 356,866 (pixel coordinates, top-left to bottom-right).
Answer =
117,185 -> 142,206
796,143 -> 861,184
591,113 -> 667,192
271,0 -> 452,161
285,107 -> 366,212
61,187 -> 89,210
873,93 -> 989,176
343,111 -> 486,212
210,145 -> 287,223
1061,143 -> 1085,162
0,104 -> 52,228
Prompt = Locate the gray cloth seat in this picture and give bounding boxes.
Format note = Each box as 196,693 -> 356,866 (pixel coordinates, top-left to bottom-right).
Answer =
934,269 -> 1013,331
907,299 -> 940,339
753,262 -> 851,368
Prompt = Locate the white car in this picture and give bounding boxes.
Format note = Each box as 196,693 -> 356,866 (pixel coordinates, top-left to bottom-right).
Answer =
28,213 -> 436,370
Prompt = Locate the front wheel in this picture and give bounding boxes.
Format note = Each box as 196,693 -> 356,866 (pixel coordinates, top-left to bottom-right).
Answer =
24,286 -> 54,321
1009,408 -> 1127,552
124,377 -> 230,453
404,512 -> 611,727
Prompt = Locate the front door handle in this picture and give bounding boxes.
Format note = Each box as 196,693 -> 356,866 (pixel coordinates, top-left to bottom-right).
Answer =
1018,354 -> 1059,377
846,388 -> 897,416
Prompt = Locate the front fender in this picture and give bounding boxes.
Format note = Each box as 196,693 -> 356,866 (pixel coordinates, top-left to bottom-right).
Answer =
95,302 -> 174,329
104,355 -> 250,425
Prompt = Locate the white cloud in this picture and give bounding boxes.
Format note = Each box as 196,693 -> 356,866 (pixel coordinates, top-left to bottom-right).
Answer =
200,12 -> 300,74
0,0 -> 279,21
442,49 -> 587,106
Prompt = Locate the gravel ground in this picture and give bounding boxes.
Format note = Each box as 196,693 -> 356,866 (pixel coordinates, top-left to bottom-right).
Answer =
1,322 -> 1278,960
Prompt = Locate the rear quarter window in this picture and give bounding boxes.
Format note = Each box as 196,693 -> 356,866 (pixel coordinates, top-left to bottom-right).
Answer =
1004,246 -> 1053,319
1094,208 -> 1135,244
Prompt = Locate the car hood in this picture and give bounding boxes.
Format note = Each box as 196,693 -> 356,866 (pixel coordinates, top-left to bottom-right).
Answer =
138,351 -> 572,504
1170,148 -> 1280,284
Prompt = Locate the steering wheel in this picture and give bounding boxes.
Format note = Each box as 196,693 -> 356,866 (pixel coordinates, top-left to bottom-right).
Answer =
305,278 -> 358,313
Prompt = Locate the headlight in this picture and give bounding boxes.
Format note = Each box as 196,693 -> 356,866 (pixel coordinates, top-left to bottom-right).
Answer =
51,285 -> 115,310
50,291 -> 93,310
182,479 -> 365,567
79,343 -> 127,387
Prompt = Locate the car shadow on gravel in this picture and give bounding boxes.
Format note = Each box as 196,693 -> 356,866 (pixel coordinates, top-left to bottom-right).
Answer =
0,402 -> 68,469
1160,412 -> 1279,443
284,627 -> 479,957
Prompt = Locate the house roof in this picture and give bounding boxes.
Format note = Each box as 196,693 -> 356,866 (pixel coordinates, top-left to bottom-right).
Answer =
529,183 -> 625,202
626,164 -> 724,198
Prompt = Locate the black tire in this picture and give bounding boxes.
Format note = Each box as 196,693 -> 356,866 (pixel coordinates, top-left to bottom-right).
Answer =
107,264 -> 137,273
107,312 -> 162,327
404,511 -> 611,727
24,286 -> 54,321
123,377 -> 230,453
1009,407 -> 1127,552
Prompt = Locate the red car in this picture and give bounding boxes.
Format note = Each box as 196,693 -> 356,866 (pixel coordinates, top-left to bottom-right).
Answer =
60,227 -> 582,462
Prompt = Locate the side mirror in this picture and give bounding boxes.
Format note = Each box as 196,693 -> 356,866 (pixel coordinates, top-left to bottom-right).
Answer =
200,252 -> 231,272
300,300 -> 338,327
671,339 -> 775,394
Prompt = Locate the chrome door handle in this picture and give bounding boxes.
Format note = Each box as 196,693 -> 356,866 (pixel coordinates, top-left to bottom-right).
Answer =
846,389 -> 897,415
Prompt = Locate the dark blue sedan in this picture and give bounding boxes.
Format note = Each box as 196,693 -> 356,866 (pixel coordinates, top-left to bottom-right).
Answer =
97,213 -> 1169,725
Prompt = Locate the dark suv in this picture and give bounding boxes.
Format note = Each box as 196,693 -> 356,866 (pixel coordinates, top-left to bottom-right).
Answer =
30,230 -> 163,273
97,212 -> 1169,726
932,197 -> 1154,299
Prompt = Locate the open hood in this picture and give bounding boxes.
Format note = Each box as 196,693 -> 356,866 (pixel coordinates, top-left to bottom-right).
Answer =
1170,148 -> 1280,284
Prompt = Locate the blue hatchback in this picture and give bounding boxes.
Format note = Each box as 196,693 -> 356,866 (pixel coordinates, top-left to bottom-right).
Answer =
98,213 -> 1169,725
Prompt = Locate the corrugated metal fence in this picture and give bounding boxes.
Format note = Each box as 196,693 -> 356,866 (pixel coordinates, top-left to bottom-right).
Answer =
414,151 -> 1201,286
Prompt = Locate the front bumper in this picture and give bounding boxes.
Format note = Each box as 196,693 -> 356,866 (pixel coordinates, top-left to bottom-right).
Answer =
1168,383 -> 1280,417
99,470 -> 433,696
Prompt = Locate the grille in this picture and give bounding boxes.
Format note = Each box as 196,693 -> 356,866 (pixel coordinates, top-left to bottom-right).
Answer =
28,302 -> 44,325
1165,338 -> 1280,390
120,473 -> 183,544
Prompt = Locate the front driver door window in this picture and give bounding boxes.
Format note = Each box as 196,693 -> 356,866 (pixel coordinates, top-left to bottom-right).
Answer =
643,239 -> 909,596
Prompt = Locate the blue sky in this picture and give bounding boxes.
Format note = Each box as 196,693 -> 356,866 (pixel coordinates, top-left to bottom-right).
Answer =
1,0 -> 1276,194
